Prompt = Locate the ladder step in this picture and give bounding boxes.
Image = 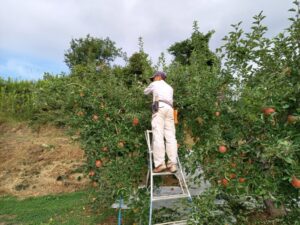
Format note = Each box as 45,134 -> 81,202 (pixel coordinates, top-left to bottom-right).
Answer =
154,220 -> 187,225
152,171 -> 176,176
153,193 -> 189,201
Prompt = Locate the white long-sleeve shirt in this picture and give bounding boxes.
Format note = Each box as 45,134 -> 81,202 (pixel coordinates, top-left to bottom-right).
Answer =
144,80 -> 174,105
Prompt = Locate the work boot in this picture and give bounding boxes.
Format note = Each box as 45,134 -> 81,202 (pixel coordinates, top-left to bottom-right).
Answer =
168,164 -> 177,173
167,162 -> 173,168
153,164 -> 166,173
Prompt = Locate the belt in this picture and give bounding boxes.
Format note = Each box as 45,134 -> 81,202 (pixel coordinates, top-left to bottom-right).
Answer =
159,100 -> 173,108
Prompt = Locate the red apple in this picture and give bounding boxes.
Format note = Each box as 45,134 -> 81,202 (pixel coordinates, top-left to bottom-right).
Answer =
89,170 -> 95,176
92,114 -> 99,121
101,146 -> 109,152
92,181 -> 98,187
219,145 -> 227,153
239,177 -> 246,183
118,141 -> 125,148
291,176 -> 300,188
222,178 -> 229,187
77,111 -> 84,116
229,173 -> 237,179
287,115 -> 298,124
231,162 -> 237,168
132,117 -> 139,126
262,107 -> 275,116
95,160 -> 102,168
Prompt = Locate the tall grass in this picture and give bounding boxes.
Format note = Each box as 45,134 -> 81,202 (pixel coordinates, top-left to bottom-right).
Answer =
0,77 -> 36,121
0,74 -> 76,125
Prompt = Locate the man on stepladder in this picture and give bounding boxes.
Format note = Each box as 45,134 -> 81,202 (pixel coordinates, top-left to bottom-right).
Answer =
144,71 -> 178,173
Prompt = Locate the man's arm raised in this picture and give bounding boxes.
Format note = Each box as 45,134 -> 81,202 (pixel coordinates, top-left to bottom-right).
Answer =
144,83 -> 154,95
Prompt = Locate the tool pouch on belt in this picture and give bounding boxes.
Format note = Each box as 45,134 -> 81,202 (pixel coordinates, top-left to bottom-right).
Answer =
152,101 -> 159,113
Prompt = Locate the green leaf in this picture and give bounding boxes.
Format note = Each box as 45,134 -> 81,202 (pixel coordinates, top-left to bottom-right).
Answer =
282,104 -> 290,109
283,157 -> 295,165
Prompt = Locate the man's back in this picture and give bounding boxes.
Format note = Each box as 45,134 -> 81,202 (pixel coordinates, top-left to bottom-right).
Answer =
144,80 -> 173,104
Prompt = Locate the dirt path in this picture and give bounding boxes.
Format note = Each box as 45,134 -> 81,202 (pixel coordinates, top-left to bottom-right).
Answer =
0,121 -> 88,197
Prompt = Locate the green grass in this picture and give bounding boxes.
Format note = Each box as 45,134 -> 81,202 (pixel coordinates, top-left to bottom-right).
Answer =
0,191 -> 117,225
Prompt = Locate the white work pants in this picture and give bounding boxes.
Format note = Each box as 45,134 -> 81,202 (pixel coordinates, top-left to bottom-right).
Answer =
151,105 -> 178,167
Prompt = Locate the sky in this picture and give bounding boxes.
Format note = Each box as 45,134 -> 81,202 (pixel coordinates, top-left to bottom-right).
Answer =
0,0 -> 295,80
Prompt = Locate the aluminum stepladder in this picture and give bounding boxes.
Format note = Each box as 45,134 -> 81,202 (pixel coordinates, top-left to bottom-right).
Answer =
145,130 -> 192,225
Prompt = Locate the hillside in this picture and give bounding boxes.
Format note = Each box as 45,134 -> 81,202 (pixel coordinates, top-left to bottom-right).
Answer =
0,121 -> 88,197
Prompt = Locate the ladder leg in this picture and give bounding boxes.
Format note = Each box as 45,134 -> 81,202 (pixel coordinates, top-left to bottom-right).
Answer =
146,169 -> 150,187
177,157 -> 192,200
149,169 -> 153,225
175,173 -> 185,194
146,130 -> 154,225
